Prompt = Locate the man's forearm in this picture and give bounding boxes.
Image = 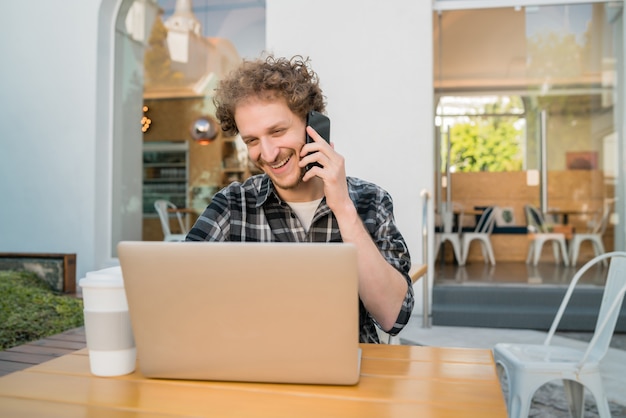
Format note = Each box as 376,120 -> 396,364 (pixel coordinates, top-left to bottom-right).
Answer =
335,207 -> 410,331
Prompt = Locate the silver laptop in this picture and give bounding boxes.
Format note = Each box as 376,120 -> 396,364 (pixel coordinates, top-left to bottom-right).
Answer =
117,241 -> 361,385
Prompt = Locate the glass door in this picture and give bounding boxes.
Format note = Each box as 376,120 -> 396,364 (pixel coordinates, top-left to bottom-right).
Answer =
433,3 -> 623,268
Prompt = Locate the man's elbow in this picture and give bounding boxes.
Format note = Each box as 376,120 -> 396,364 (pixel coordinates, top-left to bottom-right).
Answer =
381,290 -> 415,334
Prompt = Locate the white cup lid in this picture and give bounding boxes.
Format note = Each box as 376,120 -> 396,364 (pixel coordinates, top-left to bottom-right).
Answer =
80,266 -> 124,288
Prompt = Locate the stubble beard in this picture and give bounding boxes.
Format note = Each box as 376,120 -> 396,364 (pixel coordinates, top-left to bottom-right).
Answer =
256,159 -> 305,191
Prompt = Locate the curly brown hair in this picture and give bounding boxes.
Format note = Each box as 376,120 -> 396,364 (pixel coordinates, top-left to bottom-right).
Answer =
214,55 -> 326,136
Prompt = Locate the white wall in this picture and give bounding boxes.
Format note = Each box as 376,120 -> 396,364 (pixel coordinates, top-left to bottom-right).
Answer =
266,0 -> 435,311
0,0 -> 436,307
0,0 -> 103,279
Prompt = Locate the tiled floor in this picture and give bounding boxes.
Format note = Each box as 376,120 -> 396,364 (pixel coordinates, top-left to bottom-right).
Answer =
434,260 -> 610,287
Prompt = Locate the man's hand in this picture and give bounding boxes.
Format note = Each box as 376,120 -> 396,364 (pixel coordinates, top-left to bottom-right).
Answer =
300,126 -> 353,217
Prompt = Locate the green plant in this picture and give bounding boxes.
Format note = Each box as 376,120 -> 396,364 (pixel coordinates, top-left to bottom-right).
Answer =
0,270 -> 84,350
439,96 -> 524,173
448,118 -> 523,173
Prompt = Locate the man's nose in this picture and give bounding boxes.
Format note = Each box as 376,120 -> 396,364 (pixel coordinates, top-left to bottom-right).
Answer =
259,137 -> 280,162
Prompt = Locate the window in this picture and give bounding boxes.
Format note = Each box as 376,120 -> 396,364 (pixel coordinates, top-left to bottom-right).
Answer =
436,95 -> 526,173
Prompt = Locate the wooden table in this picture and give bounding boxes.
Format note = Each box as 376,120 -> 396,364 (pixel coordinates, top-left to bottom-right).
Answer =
409,263 -> 427,284
547,208 -> 597,225
0,344 -> 507,417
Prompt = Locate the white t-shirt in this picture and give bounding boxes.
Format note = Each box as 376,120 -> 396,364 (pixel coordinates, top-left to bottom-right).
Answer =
286,198 -> 323,232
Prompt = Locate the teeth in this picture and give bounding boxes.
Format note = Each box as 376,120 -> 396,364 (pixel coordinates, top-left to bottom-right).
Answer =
270,156 -> 290,169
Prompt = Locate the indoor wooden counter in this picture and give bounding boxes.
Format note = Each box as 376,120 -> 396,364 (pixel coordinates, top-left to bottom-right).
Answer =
0,344 -> 506,417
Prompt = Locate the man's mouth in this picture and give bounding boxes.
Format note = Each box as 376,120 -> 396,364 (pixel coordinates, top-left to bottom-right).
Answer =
269,155 -> 291,169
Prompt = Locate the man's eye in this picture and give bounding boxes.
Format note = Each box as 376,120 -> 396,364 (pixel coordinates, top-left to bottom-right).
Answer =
244,138 -> 258,146
272,128 -> 285,136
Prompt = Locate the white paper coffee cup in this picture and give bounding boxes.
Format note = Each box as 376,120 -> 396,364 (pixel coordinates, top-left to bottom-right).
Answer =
80,266 -> 136,377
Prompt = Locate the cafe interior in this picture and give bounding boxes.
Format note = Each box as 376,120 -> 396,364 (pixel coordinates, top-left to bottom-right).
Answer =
431,5 -> 620,288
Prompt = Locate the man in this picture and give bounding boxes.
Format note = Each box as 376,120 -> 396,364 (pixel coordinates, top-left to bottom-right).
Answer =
186,55 -> 414,343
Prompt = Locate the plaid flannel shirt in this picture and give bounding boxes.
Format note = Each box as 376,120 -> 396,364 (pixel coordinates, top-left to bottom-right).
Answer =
186,174 -> 414,343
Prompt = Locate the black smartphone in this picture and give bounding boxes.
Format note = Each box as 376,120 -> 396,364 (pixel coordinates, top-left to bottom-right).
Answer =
305,110 -> 331,171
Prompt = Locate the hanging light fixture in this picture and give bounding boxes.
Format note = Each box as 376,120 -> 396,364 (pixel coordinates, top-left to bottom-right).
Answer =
190,116 -> 218,145
141,105 -> 152,133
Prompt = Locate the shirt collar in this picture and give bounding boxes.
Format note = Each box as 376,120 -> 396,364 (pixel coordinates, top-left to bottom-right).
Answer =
255,174 -> 332,215
255,174 -> 280,208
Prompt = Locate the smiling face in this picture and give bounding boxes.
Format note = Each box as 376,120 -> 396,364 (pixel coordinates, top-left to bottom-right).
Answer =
236,96 -> 321,201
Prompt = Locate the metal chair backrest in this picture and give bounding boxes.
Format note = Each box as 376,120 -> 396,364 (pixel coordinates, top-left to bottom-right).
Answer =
441,201 -> 464,234
592,200 -> 614,235
154,200 -> 187,239
524,204 -> 548,233
544,251 -> 626,368
474,206 -> 497,234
